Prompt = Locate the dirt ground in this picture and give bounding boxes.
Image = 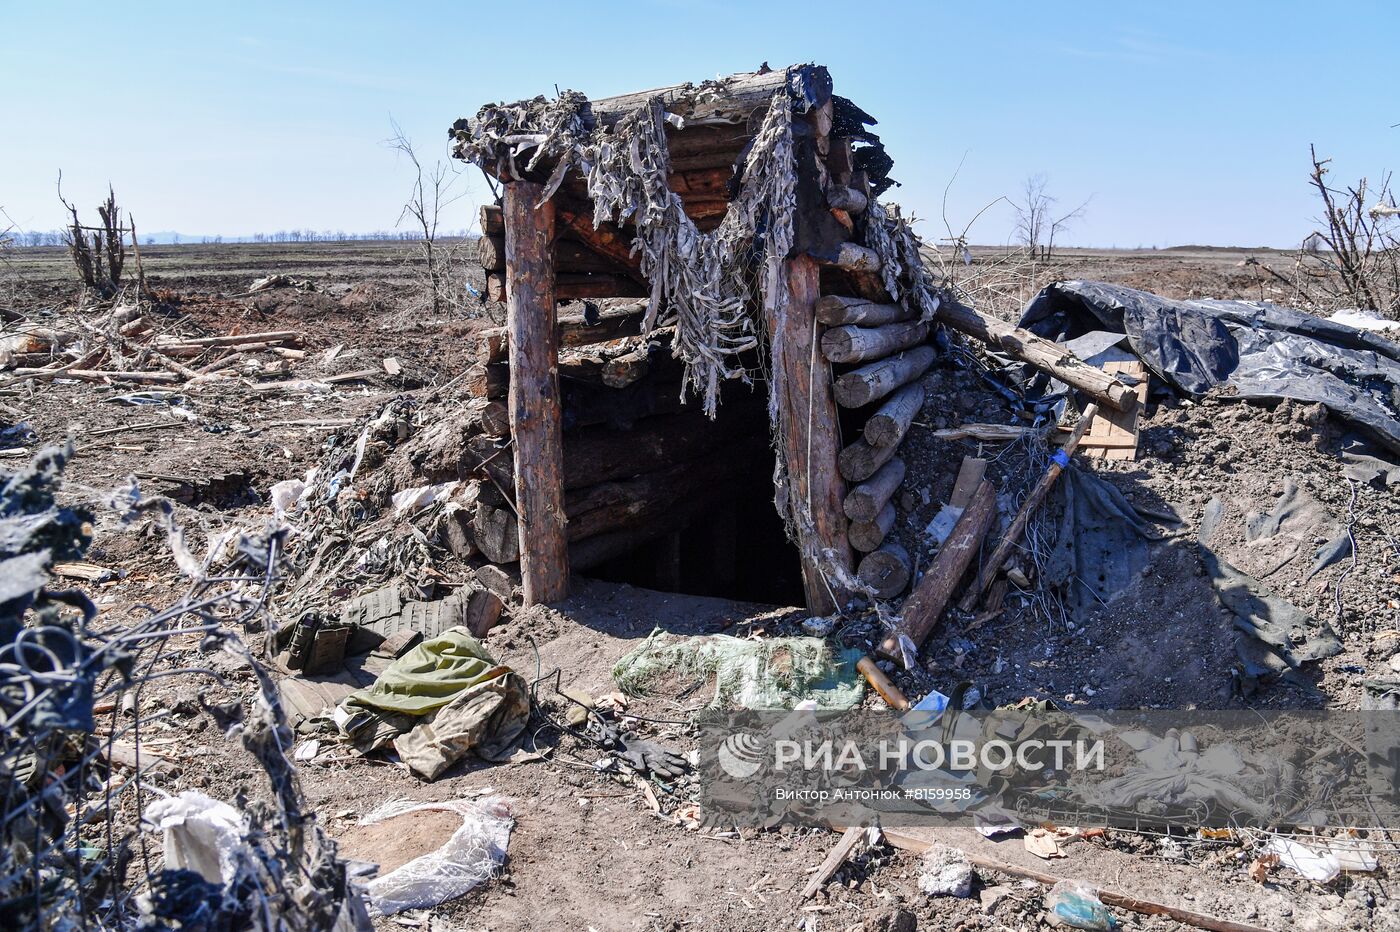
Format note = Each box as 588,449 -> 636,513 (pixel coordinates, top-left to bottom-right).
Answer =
5,242 -> 1398,930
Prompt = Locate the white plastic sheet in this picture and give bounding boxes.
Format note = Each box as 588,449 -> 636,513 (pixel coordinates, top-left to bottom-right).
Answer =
142,791 -> 248,885
359,796 -> 513,916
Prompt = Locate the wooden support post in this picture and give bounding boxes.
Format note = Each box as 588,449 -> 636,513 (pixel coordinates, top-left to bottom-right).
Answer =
769,254 -> 852,614
504,182 -> 569,604
877,478 -> 997,663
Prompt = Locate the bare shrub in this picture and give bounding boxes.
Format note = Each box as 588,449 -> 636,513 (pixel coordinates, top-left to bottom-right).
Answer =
922,166 -> 1062,322
1293,146 -> 1399,318
58,179 -> 128,301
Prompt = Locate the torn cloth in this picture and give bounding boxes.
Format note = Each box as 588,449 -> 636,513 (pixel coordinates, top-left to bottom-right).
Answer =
338,627 -> 529,780
1198,498 -> 1342,676
1019,280 -> 1400,454
1042,466 -> 1166,611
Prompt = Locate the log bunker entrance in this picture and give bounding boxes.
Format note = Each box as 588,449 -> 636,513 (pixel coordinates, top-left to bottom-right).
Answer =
456,63 -> 942,614
565,365 -> 808,606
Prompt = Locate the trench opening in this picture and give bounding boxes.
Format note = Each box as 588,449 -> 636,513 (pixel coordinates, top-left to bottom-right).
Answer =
578,388 -> 808,607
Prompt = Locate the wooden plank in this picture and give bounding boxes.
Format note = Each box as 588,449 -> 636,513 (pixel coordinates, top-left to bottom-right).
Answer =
949,457 -> 988,510
768,254 -> 851,613
1081,360 -> 1148,461
877,479 -> 996,663
801,827 -> 865,900
504,181 -> 569,604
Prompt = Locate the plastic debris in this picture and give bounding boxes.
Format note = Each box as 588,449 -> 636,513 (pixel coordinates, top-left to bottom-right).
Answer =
1045,880 -> 1118,930
916,842 -> 973,898
359,797 -> 513,916
1025,827 -> 1066,859
142,792 -> 248,885
268,477 -> 306,518
390,480 -> 462,516
1265,836 -> 1341,882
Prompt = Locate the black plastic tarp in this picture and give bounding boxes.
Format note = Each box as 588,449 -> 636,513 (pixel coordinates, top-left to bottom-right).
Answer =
1018,281 -> 1400,455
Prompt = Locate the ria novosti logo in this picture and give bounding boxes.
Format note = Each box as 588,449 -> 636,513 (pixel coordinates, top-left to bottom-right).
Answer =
717,732 -> 766,778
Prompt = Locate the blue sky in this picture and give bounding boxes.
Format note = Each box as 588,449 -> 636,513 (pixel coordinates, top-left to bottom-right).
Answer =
3,0 -> 1395,247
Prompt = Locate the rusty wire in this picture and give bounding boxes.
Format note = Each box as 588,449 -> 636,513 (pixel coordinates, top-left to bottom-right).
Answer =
0,448 -> 369,930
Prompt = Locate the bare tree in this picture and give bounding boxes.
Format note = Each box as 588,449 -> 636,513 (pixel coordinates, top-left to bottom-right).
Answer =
1013,173 -> 1089,260
1295,145 -> 1399,317
1013,174 -> 1051,257
387,119 -> 466,314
